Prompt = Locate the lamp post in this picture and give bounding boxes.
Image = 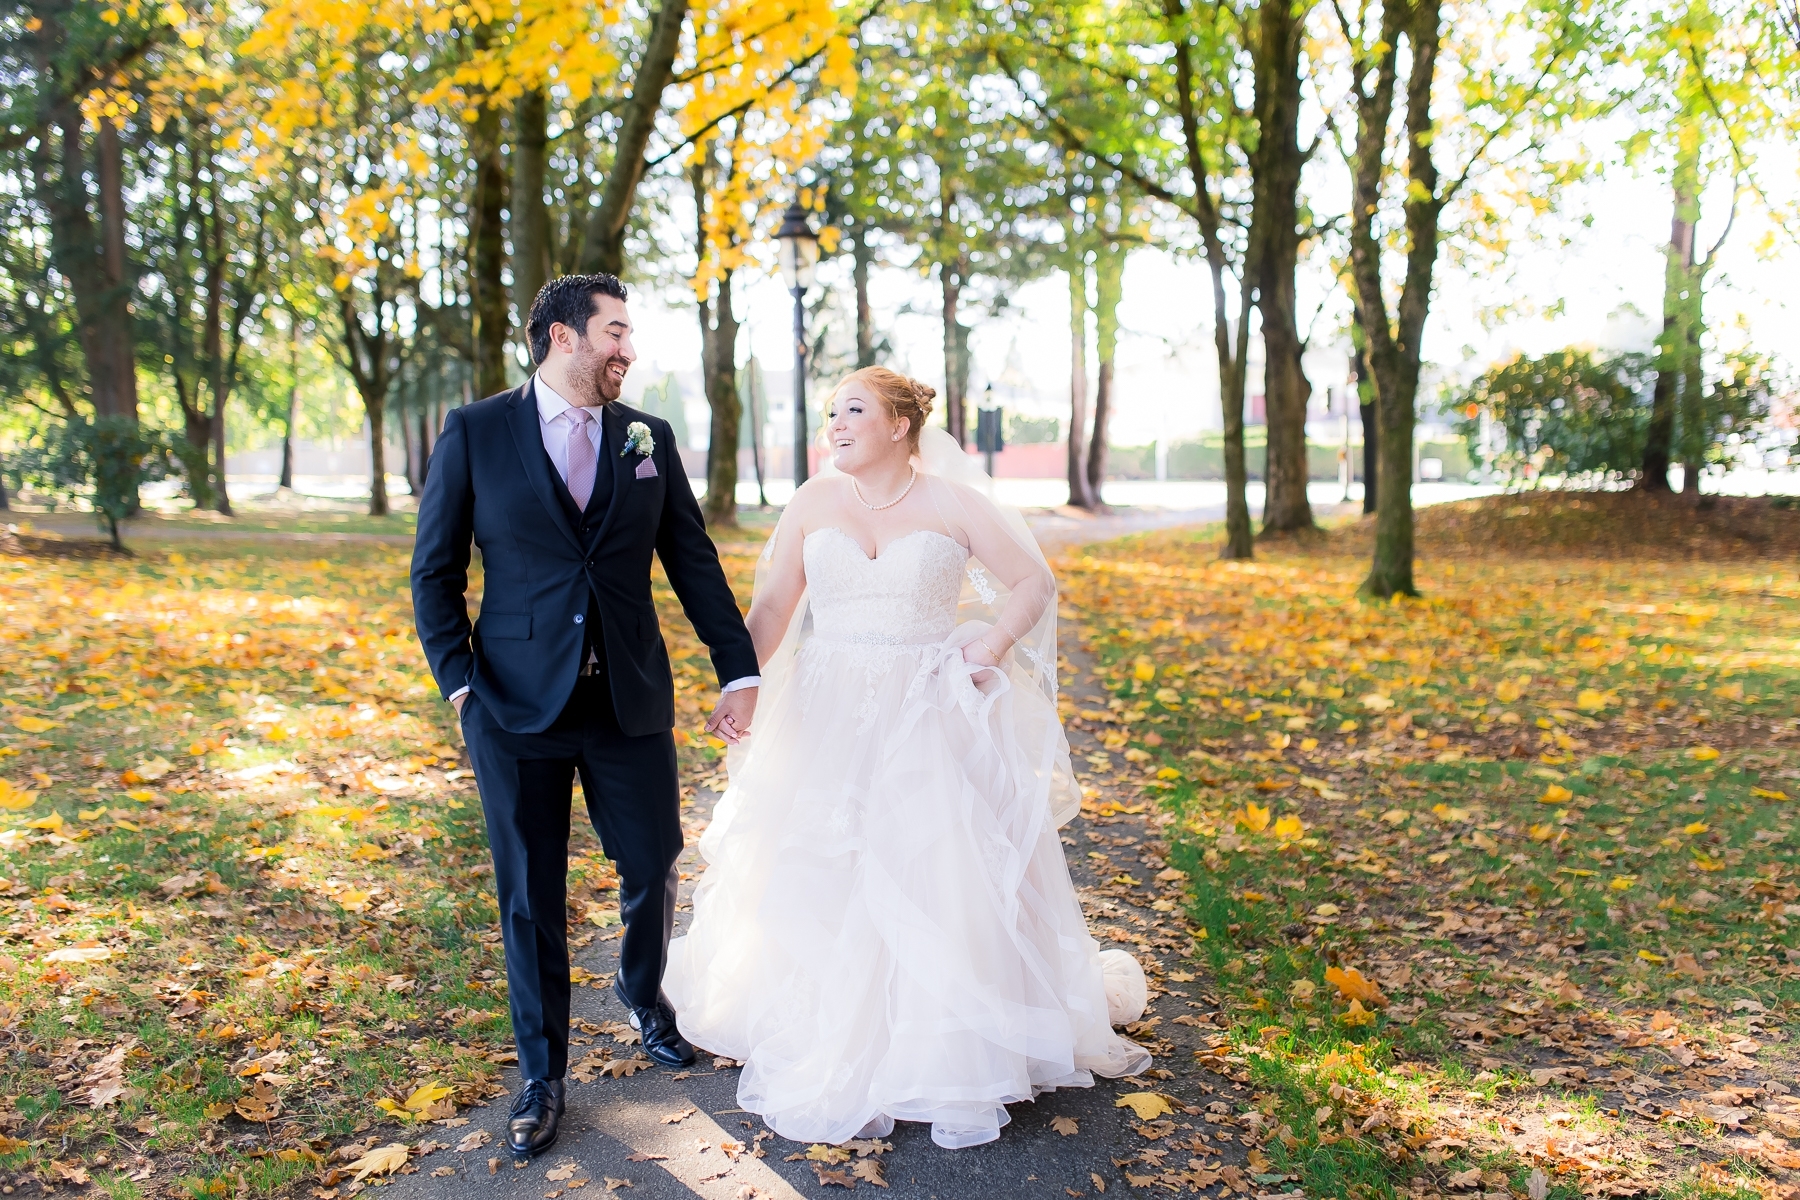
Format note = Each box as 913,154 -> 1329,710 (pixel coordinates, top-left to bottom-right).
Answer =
776,202 -> 820,487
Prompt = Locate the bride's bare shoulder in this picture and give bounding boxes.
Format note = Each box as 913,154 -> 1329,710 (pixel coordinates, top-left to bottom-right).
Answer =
783,476 -> 851,528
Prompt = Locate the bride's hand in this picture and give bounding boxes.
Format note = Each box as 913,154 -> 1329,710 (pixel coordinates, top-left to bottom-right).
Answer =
962,638 -> 1003,688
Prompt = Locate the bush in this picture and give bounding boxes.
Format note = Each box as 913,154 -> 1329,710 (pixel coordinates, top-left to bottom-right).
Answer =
12,416 -> 174,550
1451,348 -> 1654,486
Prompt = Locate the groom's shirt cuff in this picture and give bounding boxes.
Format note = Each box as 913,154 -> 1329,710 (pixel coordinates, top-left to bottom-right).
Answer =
722,676 -> 760,693
447,685 -> 470,703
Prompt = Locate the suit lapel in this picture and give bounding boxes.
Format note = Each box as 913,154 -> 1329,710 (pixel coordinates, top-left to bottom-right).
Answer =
590,403 -> 635,547
507,380 -> 585,556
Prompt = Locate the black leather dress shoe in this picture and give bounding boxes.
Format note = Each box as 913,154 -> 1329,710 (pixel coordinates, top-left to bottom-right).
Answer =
507,1077 -> 564,1157
614,979 -> 697,1068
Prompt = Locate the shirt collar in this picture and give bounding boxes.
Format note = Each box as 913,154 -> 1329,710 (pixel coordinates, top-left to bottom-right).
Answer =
533,373 -> 597,425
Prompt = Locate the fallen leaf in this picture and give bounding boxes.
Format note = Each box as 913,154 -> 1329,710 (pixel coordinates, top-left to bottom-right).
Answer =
1052,1115 -> 1080,1136
852,1158 -> 888,1187
1539,784 -> 1573,804
1324,966 -> 1386,1007
347,1144 -> 411,1182
14,717 -> 58,734
1687,746 -> 1719,761
1115,1093 -> 1174,1121
0,780 -> 36,811
1448,1166 -> 1482,1189
813,1163 -> 856,1189
661,1106 -> 697,1124
455,1129 -> 491,1154
547,1163 -> 580,1181
44,945 -> 112,964
1091,1172 -> 1107,1193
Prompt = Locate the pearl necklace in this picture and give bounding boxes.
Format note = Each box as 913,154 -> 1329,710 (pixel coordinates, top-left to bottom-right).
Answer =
851,468 -> 917,511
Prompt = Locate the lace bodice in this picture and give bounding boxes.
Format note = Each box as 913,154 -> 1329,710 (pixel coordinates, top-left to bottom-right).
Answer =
803,528 -> 968,645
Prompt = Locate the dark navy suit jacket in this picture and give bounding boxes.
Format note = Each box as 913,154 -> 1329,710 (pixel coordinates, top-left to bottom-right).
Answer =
410,381 -> 757,737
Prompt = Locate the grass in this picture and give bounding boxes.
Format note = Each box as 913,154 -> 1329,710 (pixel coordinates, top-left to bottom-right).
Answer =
0,532 -> 762,1197
1055,496 -> 1800,1200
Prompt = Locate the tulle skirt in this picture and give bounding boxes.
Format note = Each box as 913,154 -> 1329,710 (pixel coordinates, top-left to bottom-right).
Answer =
665,631 -> 1152,1149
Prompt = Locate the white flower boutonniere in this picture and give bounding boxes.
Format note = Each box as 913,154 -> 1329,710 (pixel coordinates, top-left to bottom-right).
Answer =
621,421 -> 655,458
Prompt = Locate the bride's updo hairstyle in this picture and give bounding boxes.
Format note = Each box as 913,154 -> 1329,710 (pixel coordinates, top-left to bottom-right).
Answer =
832,367 -> 936,455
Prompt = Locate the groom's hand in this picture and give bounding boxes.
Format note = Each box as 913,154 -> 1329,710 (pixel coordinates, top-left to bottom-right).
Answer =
450,693 -> 468,718
705,687 -> 757,745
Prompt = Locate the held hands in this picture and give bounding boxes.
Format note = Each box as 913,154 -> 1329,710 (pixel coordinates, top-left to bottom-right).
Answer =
706,686 -> 758,745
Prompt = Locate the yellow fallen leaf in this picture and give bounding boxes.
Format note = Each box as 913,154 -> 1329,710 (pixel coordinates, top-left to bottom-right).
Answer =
44,945 -> 112,963
0,780 -> 37,811
25,812 -> 63,832
1154,766 -> 1180,781
1638,950 -> 1666,964
123,789 -> 156,802
14,717 -> 58,734
1325,966 -> 1386,1007
1683,822 -> 1708,835
1609,876 -> 1635,891
1237,802 -> 1271,834
1272,814 -> 1305,842
1687,746 -> 1719,761
1115,1093 -> 1174,1121
335,888 -> 372,912
1495,679 -> 1524,704
132,756 -> 174,781
1132,658 -> 1155,682
1750,787 -> 1789,801
1539,784 -> 1572,805
1360,693 -> 1394,712
374,1098 -> 415,1121
1338,999 -> 1377,1027
1575,689 -> 1607,712
77,807 -> 105,822
403,1081 -> 455,1112
1528,823 -> 1557,841
347,1144 -> 411,1181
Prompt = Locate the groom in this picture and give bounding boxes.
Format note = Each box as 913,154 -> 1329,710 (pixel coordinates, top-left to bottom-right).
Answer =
411,274 -> 759,1157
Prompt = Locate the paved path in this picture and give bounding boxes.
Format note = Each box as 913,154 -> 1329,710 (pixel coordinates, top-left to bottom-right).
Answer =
373,648 -> 1253,1200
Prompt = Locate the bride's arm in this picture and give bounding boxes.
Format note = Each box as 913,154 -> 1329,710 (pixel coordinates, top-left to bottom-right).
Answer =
949,485 -> 1056,669
744,503 -> 811,667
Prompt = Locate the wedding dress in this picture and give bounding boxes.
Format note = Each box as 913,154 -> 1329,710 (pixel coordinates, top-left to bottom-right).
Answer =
664,447 -> 1151,1150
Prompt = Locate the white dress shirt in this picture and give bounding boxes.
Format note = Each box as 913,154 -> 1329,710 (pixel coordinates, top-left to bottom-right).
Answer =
449,373 -> 757,703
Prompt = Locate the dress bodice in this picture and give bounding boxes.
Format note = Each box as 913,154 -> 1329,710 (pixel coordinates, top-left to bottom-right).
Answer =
802,528 -> 968,645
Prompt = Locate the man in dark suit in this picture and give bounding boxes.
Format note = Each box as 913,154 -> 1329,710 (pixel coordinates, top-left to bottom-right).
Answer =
411,274 -> 759,1157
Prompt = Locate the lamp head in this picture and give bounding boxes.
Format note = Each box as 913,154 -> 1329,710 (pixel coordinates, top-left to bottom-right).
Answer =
776,202 -> 819,292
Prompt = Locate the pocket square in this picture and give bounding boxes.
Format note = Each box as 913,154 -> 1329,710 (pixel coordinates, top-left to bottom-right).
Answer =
634,456 -> 658,479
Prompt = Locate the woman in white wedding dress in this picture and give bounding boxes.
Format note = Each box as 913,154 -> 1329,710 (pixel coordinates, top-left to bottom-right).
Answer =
663,367 -> 1151,1150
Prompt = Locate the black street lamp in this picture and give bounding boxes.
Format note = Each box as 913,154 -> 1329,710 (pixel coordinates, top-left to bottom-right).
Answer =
776,202 -> 820,487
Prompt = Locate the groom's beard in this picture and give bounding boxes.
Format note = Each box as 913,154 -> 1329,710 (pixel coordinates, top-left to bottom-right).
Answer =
596,354 -> 628,403
569,341 -> 629,405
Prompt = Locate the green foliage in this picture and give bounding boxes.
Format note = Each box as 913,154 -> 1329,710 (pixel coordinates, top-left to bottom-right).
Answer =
12,416 -> 175,548
1004,412 -> 1061,445
1452,349 -> 1655,485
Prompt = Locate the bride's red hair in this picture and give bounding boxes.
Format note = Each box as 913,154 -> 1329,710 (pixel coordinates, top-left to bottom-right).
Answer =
831,367 -> 937,455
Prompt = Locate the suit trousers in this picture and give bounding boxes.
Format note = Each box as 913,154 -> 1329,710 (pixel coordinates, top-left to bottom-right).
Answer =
461,676 -> 683,1081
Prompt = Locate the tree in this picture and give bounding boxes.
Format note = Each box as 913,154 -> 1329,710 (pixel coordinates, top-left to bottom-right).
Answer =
1001,0 -> 1257,555
1332,0 -> 1596,596
1625,0 -> 1799,494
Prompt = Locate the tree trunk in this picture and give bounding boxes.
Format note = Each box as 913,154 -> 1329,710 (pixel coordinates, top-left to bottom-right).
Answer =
694,163 -> 739,527
1349,306 -> 1377,513
203,168 -> 231,514
211,383 -> 231,515
511,86 -> 553,320
1219,269 -> 1255,558
418,405 -> 433,485
1251,0 -> 1314,535
470,90 -> 510,398
1066,260 -> 1096,509
1679,293 -> 1704,496
1347,0 -> 1444,599
701,273 -> 740,528
579,0 -> 690,276
34,26 -> 137,430
941,262 -> 967,446
853,229 -> 875,367
366,390 -> 389,516
1641,123 -> 1700,493
1086,241 -> 1124,497
1162,0 -> 1251,557
94,116 -> 140,426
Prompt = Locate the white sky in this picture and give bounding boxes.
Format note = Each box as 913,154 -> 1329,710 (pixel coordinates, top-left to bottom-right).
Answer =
622,159 -> 1798,449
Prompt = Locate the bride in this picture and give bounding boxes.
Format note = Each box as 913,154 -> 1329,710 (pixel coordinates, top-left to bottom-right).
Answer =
663,366 -> 1151,1150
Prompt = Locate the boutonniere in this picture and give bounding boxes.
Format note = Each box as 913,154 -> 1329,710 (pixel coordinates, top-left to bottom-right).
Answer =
621,421 -> 655,458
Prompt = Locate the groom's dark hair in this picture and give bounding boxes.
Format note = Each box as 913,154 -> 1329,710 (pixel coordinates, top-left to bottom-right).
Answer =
527,274 -> 629,366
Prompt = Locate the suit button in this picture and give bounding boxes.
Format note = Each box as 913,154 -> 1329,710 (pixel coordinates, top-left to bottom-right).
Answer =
573,614 -> 584,625
587,560 -> 595,567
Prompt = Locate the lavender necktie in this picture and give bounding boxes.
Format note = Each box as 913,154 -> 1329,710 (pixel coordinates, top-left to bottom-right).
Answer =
565,407 -> 597,510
